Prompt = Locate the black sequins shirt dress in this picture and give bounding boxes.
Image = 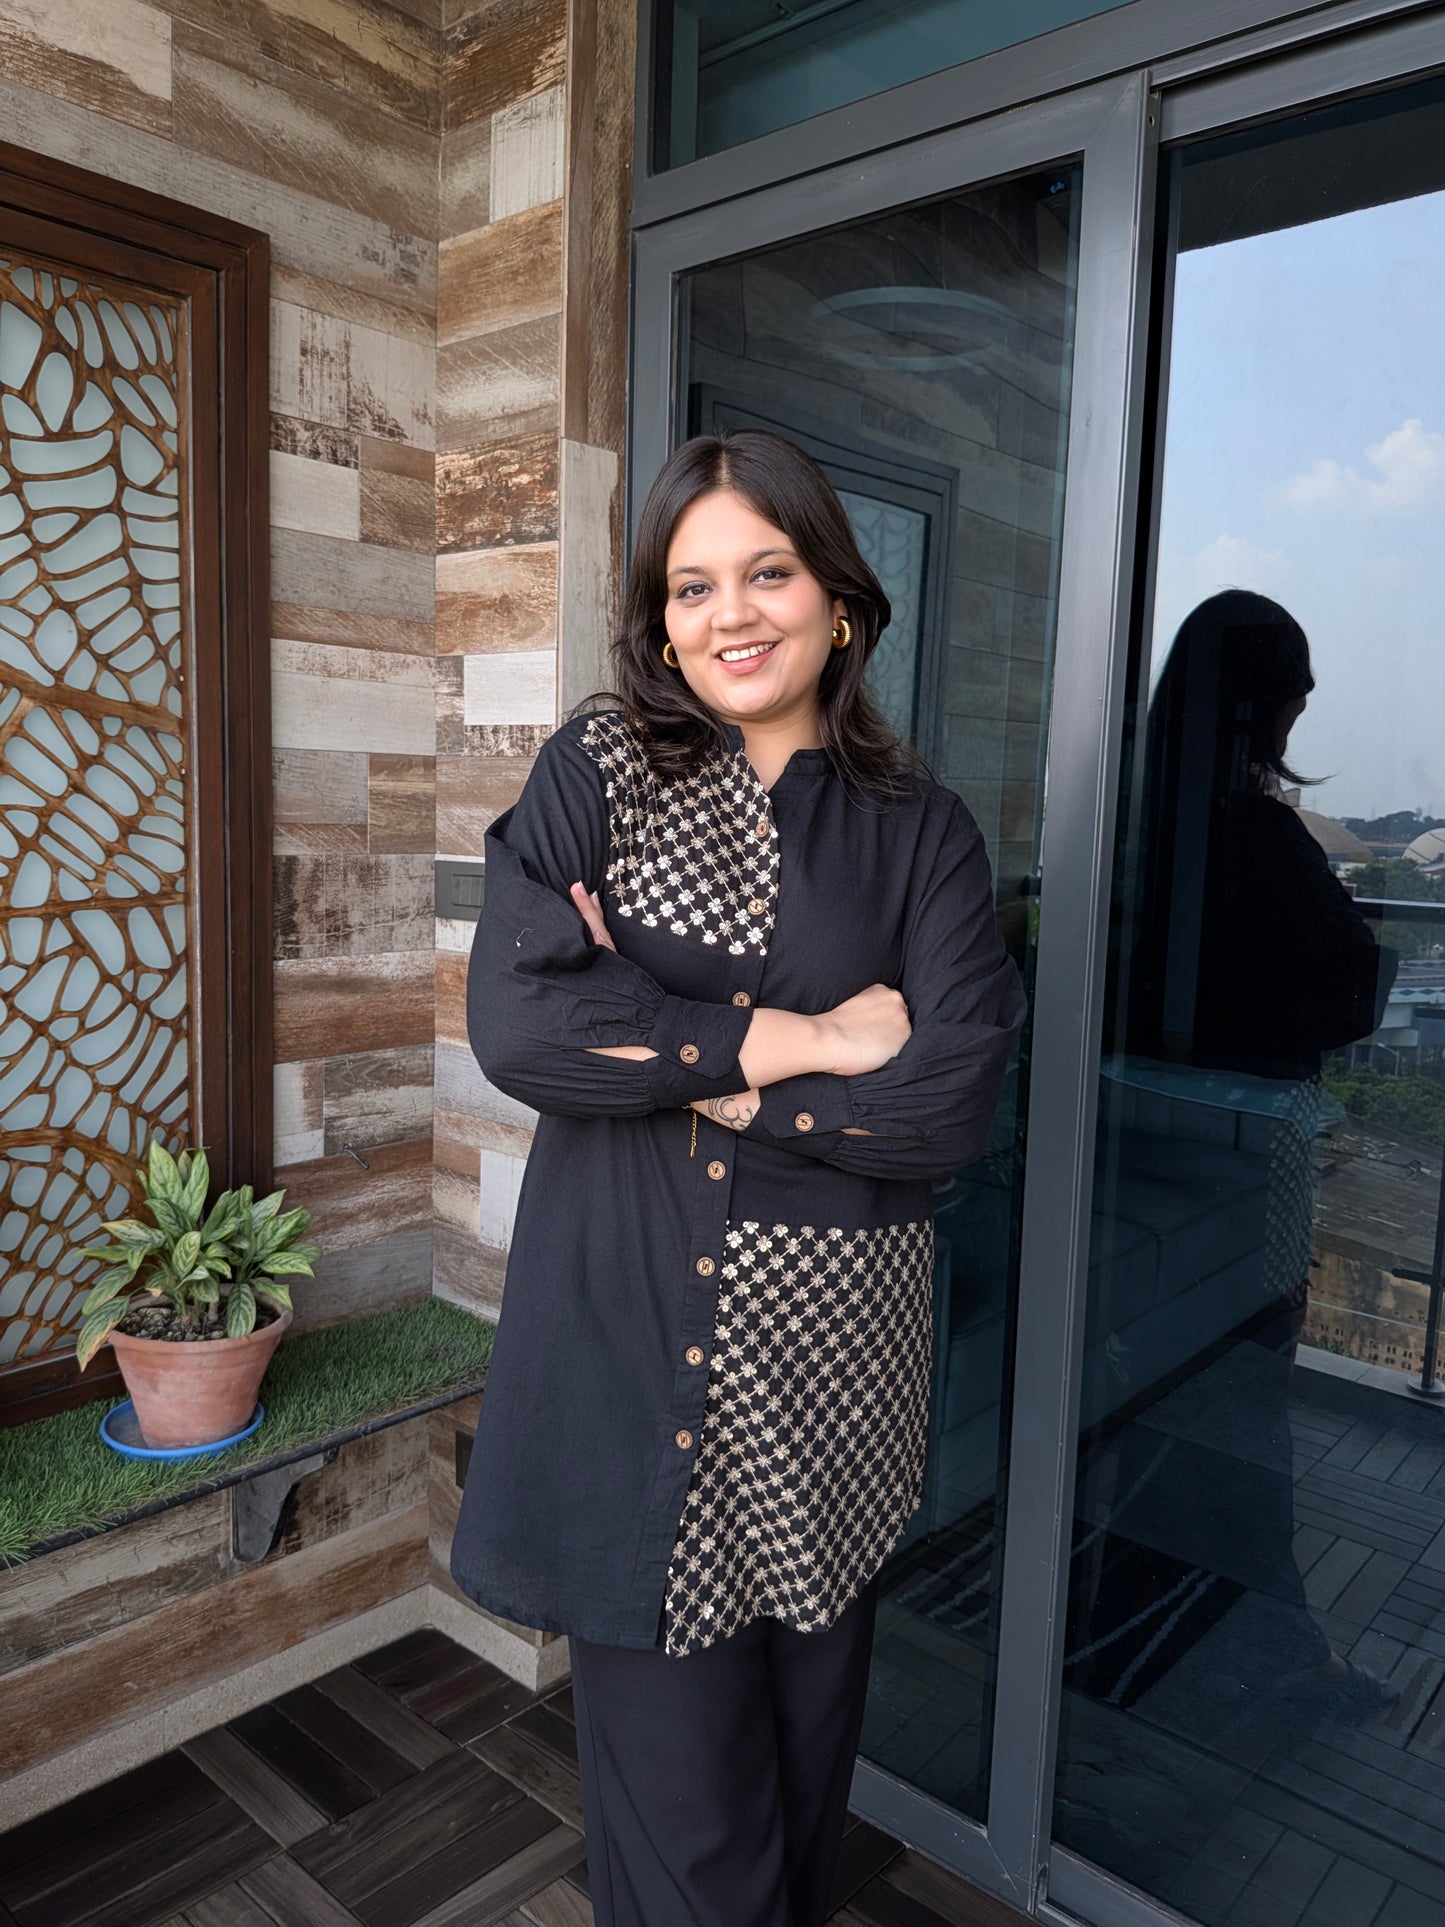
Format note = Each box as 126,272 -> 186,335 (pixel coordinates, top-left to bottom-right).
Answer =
449,710 -> 1025,1655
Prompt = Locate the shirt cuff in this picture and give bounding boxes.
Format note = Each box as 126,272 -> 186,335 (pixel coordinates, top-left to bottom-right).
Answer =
640,994 -> 755,1108
748,1073 -> 855,1141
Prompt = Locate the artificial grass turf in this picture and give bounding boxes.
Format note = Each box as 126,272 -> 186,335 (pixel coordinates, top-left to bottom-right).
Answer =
0,1296 -> 495,1567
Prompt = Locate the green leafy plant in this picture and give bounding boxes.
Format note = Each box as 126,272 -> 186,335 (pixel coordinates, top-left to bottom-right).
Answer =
74,1142 -> 320,1371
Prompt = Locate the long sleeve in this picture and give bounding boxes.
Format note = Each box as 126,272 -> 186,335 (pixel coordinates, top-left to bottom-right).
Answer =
469,724 -> 755,1119
742,795 -> 1026,1180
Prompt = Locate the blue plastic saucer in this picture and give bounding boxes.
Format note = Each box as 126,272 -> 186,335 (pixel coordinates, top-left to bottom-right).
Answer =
100,1399 -> 265,1460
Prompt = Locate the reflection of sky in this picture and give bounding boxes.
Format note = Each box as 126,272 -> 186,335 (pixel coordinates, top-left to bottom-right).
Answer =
1151,190 -> 1445,821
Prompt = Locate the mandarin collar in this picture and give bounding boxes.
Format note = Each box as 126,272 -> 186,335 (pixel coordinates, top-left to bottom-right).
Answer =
720,720 -> 832,779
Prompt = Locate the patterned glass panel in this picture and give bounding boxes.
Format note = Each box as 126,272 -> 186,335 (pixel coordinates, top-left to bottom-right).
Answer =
838,489 -> 926,742
0,256 -> 189,1366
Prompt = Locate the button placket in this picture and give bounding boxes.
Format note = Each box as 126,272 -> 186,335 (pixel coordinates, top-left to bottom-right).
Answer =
673,923 -> 766,1485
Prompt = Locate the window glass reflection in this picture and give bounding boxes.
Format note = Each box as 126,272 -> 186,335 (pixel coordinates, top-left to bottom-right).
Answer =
682,165 -> 1082,1818
1057,76 -> 1445,1924
654,0 -> 1131,169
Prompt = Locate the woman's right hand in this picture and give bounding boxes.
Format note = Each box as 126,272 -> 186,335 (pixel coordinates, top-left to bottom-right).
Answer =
816,984 -> 911,1076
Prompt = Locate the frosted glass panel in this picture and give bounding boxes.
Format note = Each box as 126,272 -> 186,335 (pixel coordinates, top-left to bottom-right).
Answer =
0,255 -> 191,1367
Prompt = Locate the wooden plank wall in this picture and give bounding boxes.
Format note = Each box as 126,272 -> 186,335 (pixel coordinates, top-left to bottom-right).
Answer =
0,0 -> 443,1327
0,0 -> 639,1334
432,0 -> 636,1322
0,1422 -> 432,1816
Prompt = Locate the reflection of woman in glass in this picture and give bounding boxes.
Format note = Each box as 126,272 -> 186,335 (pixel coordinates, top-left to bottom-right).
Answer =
1097,590 -> 1396,1732
1132,589 -> 1390,1093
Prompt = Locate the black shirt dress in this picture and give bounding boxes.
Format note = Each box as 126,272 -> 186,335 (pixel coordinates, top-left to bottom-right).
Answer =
449,710 -> 1025,1655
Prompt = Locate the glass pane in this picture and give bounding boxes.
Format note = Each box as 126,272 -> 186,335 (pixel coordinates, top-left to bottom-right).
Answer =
682,161 -> 1081,1817
0,258 -> 191,1366
654,0 -> 1131,169
1056,75 -> 1445,1922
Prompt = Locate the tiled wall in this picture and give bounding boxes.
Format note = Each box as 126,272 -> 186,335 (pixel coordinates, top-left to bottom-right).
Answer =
0,2 -> 441,1329
0,0 -> 636,1349
432,0 -> 635,1322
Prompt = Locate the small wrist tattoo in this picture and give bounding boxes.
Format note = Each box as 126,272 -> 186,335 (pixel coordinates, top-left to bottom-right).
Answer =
701,1093 -> 758,1133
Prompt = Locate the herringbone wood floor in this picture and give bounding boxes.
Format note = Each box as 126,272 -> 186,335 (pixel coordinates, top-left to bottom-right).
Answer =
0,1629 -> 1027,1926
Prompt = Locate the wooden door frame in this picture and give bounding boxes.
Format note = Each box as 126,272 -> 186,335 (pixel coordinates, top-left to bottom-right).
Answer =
0,142 -> 272,1424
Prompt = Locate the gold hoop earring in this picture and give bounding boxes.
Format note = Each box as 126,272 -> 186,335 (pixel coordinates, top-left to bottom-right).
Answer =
831,616 -> 853,650
662,640 -> 680,668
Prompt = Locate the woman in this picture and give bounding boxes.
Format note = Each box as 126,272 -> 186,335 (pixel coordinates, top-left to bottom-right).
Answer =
1086,590 -> 1396,1741
450,429 -> 1025,1926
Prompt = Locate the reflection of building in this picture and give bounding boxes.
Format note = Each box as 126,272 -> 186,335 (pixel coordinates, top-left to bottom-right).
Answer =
1294,808 -> 1373,874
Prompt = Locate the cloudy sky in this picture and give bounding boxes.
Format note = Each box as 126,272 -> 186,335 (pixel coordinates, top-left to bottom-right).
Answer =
1150,186 -> 1445,822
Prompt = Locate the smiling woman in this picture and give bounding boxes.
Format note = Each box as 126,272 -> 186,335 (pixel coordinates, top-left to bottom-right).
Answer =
449,428 -> 1026,1927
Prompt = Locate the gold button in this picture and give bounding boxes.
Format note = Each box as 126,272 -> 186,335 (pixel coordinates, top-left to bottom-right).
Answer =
695,1256 -> 716,1277
755,819 -> 770,839
675,1429 -> 694,1450
685,1346 -> 705,1367
732,991 -> 752,1007
679,1043 -> 700,1064
747,898 -> 766,916
795,1112 -> 814,1132
707,1159 -> 726,1181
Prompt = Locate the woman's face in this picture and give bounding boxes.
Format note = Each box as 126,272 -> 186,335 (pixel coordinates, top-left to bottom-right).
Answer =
662,488 -> 844,732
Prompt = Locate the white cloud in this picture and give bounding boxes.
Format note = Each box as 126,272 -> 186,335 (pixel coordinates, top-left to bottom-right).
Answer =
1278,417 -> 1445,514
1185,533 -> 1290,601
1150,534 -> 1292,667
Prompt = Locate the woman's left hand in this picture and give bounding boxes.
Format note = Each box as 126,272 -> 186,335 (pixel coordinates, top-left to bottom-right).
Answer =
570,881 -> 616,951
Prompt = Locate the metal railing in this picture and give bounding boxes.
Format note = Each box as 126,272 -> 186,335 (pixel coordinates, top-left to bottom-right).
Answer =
1353,894 -> 1445,1397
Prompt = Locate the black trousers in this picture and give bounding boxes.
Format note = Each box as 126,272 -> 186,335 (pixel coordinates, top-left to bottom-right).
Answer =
569,1579 -> 879,1927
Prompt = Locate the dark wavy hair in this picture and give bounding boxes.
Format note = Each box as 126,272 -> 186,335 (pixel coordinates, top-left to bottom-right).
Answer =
600,429 -> 921,798
1146,589 -> 1316,802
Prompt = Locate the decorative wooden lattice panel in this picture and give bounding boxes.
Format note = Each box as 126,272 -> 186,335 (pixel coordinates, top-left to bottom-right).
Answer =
0,254 -> 191,1366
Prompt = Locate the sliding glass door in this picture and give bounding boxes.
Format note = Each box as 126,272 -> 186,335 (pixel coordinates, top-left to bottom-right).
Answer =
1054,54 -> 1445,1927
631,7 -> 1445,1920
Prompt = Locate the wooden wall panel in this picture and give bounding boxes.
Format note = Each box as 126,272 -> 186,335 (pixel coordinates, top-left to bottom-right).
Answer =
436,433 -> 559,552
0,1496 -> 232,1673
437,542 -> 557,653
275,953 -> 435,1059
444,0 -> 564,129
277,1136 -> 435,1250
323,1044 -> 436,1154
0,1504 -> 428,1778
153,0 -> 441,131
437,200 -> 561,345
274,853 -> 434,960
0,72 -> 436,311
171,23 -> 439,236
368,752 -> 438,853
425,0 -> 635,1312
0,0 -> 639,1397
0,0 -> 172,137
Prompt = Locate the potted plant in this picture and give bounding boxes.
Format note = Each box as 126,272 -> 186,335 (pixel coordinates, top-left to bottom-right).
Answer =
74,1141 -> 320,1451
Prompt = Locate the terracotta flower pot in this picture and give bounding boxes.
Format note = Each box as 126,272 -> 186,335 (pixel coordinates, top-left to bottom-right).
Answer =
107,1308 -> 293,1450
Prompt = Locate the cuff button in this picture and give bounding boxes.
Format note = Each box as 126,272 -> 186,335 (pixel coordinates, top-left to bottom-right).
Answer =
732,991 -> 752,1007
795,1111 -> 815,1132
679,1043 -> 700,1064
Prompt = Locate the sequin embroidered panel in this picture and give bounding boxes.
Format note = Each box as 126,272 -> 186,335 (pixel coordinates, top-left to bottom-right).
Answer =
663,1217 -> 935,1657
580,711 -> 779,955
